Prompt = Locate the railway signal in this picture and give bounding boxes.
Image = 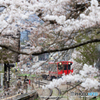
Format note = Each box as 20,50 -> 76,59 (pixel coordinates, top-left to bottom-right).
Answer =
3,63 -> 15,89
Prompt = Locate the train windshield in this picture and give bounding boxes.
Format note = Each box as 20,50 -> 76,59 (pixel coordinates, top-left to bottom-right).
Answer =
58,63 -> 63,70
64,64 -> 71,70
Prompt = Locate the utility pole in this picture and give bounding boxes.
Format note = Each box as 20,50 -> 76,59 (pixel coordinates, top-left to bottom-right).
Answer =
16,30 -> 20,62
4,63 -> 7,90
3,63 -> 14,90
3,30 -> 20,90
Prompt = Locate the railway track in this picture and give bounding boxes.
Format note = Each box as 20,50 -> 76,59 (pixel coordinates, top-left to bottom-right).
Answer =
35,81 -> 48,85
35,81 -> 84,100
44,87 -> 61,100
35,81 -> 77,100
45,88 -> 53,100
35,80 -> 61,100
34,81 -> 53,100
55,87 -> 62,100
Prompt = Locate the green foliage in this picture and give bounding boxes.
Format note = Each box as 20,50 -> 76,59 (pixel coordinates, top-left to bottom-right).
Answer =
17,74 -> 37,78
0,65 -> 4,73
90,96 -> 100,100
18,74 -> 30,77
21,42 -> 25,45
74,29 -> 100,66
0,70 -> 4,73
30,74 -> 36,77
34,98 -> 39,100
0,48 -> 17,63
97,97 -> 100,100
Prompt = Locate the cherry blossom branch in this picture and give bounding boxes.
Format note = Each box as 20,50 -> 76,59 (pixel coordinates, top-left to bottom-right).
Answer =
0,5 -> 7,8
31,38 -> 100,55
1,38 -> 100,55
0,44 -> 29,55
0,25 -> 9,35
62,82 -> 82,95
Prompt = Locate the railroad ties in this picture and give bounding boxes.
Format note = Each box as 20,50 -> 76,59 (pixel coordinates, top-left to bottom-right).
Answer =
43,87 -> 61,100
35,80 -> 61,100
34,80 -> 100,100
55,87 -> 62,100
35,81 -> 77,100
45,88 -> 53,100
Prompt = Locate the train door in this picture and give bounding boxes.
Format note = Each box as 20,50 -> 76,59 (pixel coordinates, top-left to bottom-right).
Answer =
63,62 -> 72,75
63,64 -> 67,75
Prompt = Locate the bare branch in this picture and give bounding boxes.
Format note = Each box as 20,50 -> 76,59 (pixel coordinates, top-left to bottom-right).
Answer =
31,38 -> 100,55
0,38 -> 100,56
62,82 -> 82,95
0,5 -> 7,8
0,44 -> 29,55
0,25 -> 8,35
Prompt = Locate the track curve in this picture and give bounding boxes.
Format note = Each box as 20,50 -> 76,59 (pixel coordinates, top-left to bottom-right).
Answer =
45,88 -> 53,100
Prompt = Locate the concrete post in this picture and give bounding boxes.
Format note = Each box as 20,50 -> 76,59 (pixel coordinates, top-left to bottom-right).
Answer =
38,80 -> 40,88
0,73 -> 3,86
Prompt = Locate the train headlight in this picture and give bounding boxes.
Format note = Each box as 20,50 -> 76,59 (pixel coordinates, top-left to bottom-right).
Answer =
68,62 -> 72,65
68,63 -> 70,65
59,62 -> 62,65
58,62 -> 62,70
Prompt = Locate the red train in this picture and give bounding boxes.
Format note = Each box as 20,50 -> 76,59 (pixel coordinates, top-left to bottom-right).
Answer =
42,61 -> 73,80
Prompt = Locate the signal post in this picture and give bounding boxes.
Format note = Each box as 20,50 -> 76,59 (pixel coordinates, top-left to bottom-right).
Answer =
3,63 -> 14,90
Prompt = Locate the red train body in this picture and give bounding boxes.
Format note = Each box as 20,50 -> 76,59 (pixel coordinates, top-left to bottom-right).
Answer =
48,61 -> 73,79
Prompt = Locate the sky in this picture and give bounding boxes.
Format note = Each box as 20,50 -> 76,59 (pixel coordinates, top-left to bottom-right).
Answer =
0,6 -> 42,42
0,6 -> 5,12
20,30 -> 29,42
20,14 -> 43,42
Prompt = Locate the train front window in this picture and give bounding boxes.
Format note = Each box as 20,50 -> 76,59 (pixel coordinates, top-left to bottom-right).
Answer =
64,64 -> 71,70
64,65 -> 67,70
58,63 -> 63,70
68,65 -> 71,70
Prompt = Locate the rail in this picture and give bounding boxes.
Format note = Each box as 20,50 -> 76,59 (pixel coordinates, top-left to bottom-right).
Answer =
45,88 -> 53,100
55,87 -> 62,100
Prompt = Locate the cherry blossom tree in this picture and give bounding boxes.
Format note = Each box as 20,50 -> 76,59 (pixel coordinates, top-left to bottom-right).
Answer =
0,0 -> 100,55
0,0 -> 100,95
